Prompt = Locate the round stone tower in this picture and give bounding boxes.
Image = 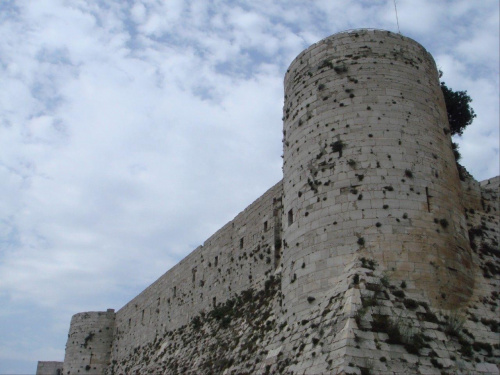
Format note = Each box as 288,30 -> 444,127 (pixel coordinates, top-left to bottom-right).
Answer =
63,309 -> 115,375
281,29 -> 473,316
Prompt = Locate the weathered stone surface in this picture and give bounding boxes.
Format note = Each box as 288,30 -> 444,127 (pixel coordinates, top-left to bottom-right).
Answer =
36,361 -> 63,375
37,29 -> 499,375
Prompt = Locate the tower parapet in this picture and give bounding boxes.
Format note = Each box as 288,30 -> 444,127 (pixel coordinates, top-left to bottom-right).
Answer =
63,309 -> 115,374
281,29 -> 474,316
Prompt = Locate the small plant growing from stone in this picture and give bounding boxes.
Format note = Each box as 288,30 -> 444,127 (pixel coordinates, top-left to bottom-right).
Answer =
319,60 -> 334,69
353,274 -> 360,284
392,290 -> 405,298
403,298 -> 419,310
191,316 -> 202,330
330,140 -> 346,156
439,218 -> 449,229
380,274 -> 390,288
361,257 -> 377,270
334,64 -> 347,73
445,310 -> 466,337
83,332 -> 94,349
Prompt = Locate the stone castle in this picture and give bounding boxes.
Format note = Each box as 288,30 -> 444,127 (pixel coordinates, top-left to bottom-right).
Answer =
37,29 -> 499,375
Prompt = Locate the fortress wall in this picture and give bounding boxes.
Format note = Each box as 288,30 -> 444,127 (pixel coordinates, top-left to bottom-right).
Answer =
461,177 -> 483,213
480,176 -> 500,215
110,181 -> 283,362
38,29 -> 500,375
63,310 -> 115,375
36,361 -> 63,375
461,177 -> 499,227
281,29 -> 474,318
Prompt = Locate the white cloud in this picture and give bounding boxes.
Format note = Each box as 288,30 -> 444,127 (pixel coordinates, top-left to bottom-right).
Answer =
130,2 -> 147,24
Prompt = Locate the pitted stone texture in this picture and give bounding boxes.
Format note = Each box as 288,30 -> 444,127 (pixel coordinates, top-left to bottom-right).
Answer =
63,310 -> 115,375
36,361 -> 63,375
40,29 -> 499,375
282,29 -> 473,316
109,182 -> 283,363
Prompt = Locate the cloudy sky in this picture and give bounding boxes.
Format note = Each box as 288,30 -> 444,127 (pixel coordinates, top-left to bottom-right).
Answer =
0,0 -> 498,372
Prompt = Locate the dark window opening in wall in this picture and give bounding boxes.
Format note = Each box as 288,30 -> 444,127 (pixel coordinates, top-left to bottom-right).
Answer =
141,309 -> 145,323
173,286 -> 177,298
425,187 -> 432,212
214,256 -> 218,267
240,238 -> 244,249
288,209 -> 294,226
264,221 -> 268,231
128,318 -> 131,327
213,297 -> 216,307
192,268 -> 197,283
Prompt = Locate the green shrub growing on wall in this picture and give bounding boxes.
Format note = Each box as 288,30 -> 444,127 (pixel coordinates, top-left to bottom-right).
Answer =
441,82 -> 476,136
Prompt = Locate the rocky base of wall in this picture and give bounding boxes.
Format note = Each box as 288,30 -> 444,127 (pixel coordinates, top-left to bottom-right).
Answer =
99,174 -> 499,375
105,257 -> 499,374
105,272 -> 283,375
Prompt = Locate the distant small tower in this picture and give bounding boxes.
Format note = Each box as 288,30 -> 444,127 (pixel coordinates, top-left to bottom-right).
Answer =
281,29 -> 473,317
63,309 -> 115,374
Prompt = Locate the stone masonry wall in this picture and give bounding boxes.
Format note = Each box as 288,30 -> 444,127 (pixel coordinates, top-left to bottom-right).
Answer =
281,30 -> 473,322
103,176 -> 498,375
39,29 -> 499,375
109,181 -> 283,363
63,310 -> 115,375
36,361 -> 63,375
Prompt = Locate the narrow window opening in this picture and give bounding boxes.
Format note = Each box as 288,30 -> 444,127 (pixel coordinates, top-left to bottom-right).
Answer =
213,297 -> 216,307
264,221 -> 268,231
128,318 -> 131,327
288,209 -> 294,226
425,187 -> 431,212
173,286 -> 176,298
214,256 -> 218,267
192,268 -> 197,283
240,238 -> 244,249
141,309 -> 145,323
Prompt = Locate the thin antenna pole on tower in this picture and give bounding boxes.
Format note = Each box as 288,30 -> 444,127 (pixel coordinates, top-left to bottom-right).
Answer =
393,0 -> 401,34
